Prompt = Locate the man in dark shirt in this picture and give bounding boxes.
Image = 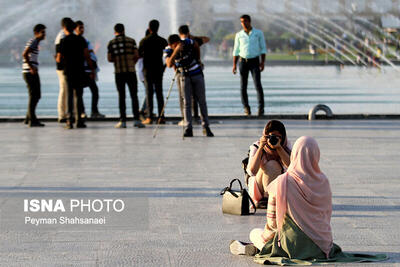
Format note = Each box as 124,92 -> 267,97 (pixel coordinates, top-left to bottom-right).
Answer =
165,31 -> 214,137
108,23 -> 145,129
139,20 -> 168,125
75,20 -> 105,119
55,17 -> 70,123
174,27 -> 210,125
56,19 -> 94,129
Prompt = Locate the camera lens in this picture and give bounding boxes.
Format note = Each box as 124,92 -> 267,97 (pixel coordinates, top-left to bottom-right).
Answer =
269,135 -> 279,146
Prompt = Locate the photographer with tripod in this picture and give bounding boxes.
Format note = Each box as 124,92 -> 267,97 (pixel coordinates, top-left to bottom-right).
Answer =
165,28 -> 214,137
246,120 -> 291,208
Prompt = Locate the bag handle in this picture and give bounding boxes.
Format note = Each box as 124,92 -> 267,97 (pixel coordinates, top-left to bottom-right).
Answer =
229,178 -> 243,191
220,178 -> 243,197
248,194 -> 256,214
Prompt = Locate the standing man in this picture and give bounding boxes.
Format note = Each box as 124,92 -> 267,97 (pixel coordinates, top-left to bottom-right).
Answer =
74,20 -> 105,119
55,17 -> 71,123
138,19 -> 168,125
22,24 -> 46,127
175,26 -> 210,126
107,23 -> 145,129
232,14 -> 266,116
56,19 -> 94,129
165,31 -> 213,137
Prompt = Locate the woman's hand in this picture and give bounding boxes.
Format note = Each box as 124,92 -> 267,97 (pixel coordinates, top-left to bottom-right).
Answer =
248,136 -> 267,176
261,230 -> 275,244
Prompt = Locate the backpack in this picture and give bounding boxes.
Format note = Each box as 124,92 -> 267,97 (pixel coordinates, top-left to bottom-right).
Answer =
175,39 -> 201,75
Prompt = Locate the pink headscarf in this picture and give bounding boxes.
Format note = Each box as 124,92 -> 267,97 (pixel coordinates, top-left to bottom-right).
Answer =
267,136 -> 333,257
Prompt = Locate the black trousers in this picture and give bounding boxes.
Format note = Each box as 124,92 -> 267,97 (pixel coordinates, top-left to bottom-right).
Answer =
66,73 -> 84,123
115,72 -> 139,121
192,94 -> 199,118
23,73 -> 41,122
82,74 -> 99,114
239,57 -> 264,110
144,72 -> 164,118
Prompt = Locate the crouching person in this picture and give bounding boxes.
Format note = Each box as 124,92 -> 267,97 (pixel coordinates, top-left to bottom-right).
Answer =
246,120 -> 291,208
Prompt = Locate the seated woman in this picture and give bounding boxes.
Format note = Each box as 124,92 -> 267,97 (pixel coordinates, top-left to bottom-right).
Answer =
246,120 -> 291,208
231,136 -> 387,265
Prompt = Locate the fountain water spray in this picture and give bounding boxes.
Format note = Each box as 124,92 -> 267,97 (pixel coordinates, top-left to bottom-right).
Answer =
0,0 -> 54,46
352,20 -> 400,60
269,19 -> 345,65
304,19 -> 372,67
265,12 -> 355,65
285,15 -> 368,67
168,0 -> 178,33
289,2 -> 400,72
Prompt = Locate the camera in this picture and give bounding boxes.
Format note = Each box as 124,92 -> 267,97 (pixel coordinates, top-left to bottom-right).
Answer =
266,134 -> 279,146
175,39 -> 197,73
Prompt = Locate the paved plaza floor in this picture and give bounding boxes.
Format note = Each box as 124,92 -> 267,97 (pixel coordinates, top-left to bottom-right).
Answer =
0,119 -> 399,266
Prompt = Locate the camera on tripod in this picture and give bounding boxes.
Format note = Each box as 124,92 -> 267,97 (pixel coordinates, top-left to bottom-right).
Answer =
266,134 -> 279,146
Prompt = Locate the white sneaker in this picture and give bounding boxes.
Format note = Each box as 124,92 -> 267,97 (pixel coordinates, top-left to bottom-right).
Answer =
230,240 -> 246,255
229,240 -> 258,256
178,120 -> 185,126
114,121 -> 126,128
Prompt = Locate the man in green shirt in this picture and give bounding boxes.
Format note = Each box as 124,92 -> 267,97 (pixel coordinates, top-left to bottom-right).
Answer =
232,14 -> 267,116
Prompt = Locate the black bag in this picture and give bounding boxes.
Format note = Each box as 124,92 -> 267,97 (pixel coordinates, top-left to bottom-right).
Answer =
242,144 -> 259,186
220,179 -> 256,215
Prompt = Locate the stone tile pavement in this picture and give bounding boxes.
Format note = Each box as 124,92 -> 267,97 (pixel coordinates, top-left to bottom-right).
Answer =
0,119 -> 399,266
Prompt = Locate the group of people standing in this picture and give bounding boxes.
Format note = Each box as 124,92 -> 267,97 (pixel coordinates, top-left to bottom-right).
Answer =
22,18 -> 105,128
106,20 -> 214,136
22,14 -> 270,136
21,18 -> 219,136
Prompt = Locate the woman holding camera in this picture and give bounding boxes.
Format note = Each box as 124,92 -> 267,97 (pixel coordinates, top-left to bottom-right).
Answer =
246,120 -> 291,208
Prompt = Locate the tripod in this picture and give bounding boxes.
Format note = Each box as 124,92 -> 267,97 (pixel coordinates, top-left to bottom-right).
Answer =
153,71 -> 180,138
